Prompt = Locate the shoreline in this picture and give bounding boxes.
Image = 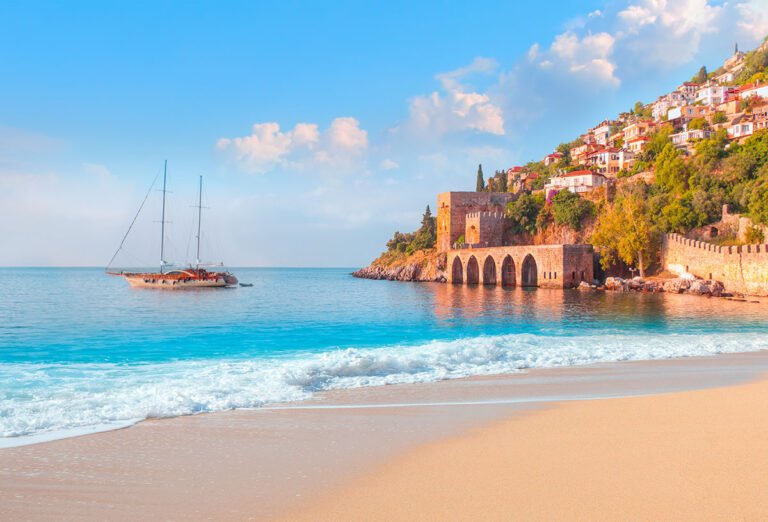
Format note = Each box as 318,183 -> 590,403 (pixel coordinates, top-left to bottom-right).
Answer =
2,350 -> 768,520
285,366 -> 768,521
4,324 -> 768,450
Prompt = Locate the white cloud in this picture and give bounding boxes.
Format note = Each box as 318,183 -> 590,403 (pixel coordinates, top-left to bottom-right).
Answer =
380,159 -> 399,170
616,0 -> 722,66
736,0 -> 768,41
405,57 -> 505,137
326,117 -> 368,151
549,31 -> 619,85
217,117 -> 367,174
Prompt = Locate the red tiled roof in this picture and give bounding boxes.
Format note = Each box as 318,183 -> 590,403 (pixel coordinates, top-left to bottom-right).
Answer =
628,136 -> 650,142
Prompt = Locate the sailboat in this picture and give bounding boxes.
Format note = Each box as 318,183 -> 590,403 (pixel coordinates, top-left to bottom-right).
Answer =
107,161 -> 239,289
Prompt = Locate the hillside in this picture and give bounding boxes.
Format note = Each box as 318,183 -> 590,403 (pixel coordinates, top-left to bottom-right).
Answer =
359,36 -> 768,280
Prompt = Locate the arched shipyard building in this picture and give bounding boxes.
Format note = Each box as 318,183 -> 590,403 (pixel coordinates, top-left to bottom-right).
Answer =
437,192 -> 594,288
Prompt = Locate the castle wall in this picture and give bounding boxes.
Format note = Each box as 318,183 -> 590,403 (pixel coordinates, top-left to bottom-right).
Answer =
437,192 -> 514,252
464,211 -> 505,247
661,233 -> 768,296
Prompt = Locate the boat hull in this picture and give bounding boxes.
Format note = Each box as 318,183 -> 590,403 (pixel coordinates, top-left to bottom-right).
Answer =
116,269 -> 239,290
123,276 -> 235,289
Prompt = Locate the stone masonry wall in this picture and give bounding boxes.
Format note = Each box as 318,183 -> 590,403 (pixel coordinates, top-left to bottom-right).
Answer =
661,233 -> 768,296
464,211 -> 505,247
448,244 -> 594,289
437,192 -> 514,252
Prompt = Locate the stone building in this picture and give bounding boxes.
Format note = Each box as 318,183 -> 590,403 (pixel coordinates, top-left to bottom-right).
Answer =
437,192 -> 514,252
437,191 -> 595,289
464,211 -> 505,248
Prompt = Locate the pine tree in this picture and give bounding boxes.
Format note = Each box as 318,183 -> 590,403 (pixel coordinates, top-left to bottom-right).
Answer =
476,164 -> 485,192
694,65 -> 708,84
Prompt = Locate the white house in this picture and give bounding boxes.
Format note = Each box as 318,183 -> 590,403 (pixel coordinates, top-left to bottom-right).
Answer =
544,170 -> 607,197
728,117 -> 754,140
740,83 -> 768,101
695,83 -> 732,106
670,129 -> 713,149
627,136 -> 650,154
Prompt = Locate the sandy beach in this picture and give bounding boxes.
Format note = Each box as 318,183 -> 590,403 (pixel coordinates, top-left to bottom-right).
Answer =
2,352 -> 768,521
287,365 -> 768,521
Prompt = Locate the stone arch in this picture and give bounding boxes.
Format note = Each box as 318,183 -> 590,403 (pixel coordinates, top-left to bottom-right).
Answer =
521,254 -> 538,287
451,256 -> 463,284
501,255 -> 516,287
482,256 -> 497,285
466,256 -> 480,285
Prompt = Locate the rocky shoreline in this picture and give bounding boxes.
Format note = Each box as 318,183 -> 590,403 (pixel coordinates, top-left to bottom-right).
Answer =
352,263 -> 446,282
352,249 -> 447,282
580,276 -> 740,298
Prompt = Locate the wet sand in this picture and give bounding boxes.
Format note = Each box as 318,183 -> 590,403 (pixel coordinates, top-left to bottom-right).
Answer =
2,351 -> 768,520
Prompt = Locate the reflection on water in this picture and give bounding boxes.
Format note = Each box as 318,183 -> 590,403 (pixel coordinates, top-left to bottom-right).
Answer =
1,267 -> 767,364
431,283 -> 767,335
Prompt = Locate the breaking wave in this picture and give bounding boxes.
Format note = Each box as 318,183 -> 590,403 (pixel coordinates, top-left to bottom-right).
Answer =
1,332 -> 766,444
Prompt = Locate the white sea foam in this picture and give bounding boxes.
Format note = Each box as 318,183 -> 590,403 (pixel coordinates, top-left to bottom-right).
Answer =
1,332 -> 765,445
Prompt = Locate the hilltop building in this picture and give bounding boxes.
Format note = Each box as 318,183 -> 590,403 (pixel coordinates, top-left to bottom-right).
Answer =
544,170 -> 607,199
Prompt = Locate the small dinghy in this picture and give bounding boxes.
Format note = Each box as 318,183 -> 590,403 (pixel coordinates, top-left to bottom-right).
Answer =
239,283 -> 253,287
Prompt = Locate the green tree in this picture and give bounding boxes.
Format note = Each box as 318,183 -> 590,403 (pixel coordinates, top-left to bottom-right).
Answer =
747,177 -> 768,226
639,124 -> 674,163
476,164 -> 485,192
692,65 -> 708,84
655,143 -> 689,194
591,190 -> 658,277
746,225 -> 765,244
550,190 -> 595,231
659,197 -> 701,233
505,193 -> 545,235
688,117 -> 709,130
712,111 -> 728,124
408,205 -> 437,253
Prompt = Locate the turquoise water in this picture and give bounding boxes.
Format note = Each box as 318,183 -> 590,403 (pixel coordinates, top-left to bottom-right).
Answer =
2,267 -> 768,443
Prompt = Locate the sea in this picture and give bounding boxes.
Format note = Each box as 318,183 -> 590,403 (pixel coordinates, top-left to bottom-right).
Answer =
2,267 -> 768,447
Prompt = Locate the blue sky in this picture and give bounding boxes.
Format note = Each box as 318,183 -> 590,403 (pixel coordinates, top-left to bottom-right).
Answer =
1,0 -> 767,266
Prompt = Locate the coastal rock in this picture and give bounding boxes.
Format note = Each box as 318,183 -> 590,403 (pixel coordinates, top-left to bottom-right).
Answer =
605,277 -> 626,291
688,280 -> 711,295
662,278 -> 691,294
577,281 -> 593,291
709,281 -> 725,297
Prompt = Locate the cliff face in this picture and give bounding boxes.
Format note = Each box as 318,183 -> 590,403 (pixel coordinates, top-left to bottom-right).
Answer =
353,249 -> 447,282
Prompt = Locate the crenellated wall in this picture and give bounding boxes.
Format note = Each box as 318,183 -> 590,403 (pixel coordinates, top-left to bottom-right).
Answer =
437,192 -> 515,252
661,233 -> 768,296
464,211 -> 505,247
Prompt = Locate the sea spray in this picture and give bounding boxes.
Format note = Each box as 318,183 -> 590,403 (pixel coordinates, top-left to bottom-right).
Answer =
2,332 -> 766,441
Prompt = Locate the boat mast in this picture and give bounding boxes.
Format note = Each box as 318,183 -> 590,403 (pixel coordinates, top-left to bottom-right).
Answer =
196,175 -> 202,269
160,160 -> 168,273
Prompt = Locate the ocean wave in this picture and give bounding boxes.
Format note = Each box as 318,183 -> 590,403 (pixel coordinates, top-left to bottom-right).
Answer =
1,332 -> 765,442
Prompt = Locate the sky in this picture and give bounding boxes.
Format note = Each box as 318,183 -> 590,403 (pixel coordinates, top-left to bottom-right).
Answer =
1,0 -> 768,267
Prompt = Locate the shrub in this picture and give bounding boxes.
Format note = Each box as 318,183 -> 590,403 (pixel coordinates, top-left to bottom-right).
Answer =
550,190 -> 595,231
